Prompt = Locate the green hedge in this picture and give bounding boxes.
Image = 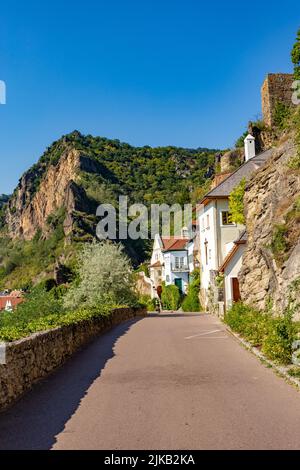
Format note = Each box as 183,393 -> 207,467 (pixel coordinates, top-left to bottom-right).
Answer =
161,283 -> 181,310
181,270 -> 201,312
224,302 -> 297,364
0,286 -> 115,342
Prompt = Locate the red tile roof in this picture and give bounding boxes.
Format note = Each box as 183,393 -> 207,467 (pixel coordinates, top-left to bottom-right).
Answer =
161,237 -> 188,251
0,296 -> 24,311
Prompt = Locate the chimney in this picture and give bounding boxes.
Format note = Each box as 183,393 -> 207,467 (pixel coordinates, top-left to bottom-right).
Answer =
244,134 -> 255,161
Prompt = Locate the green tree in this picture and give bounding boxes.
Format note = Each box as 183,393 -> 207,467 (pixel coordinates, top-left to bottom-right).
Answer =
63,241 -> 137,309
229,178 -> 246,225
291,28 -> 300,80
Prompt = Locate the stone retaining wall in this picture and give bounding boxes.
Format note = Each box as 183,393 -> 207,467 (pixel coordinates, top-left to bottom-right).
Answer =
0,307 -> 146,411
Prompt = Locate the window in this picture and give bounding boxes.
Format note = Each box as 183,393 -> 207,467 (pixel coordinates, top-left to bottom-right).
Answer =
175,257 -> 184,268
206,214 -> 210,229
166,275 -> 170,282
204,239 -> 208,265
188,254 -> 193,263
209,249 -> 212,260
221,211 -> 234,226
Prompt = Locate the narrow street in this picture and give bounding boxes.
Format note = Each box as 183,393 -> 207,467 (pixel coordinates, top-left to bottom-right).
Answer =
0,313 -> 300,450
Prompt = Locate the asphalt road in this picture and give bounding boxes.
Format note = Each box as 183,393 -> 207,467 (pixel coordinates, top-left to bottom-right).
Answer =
0,312 -> 300,450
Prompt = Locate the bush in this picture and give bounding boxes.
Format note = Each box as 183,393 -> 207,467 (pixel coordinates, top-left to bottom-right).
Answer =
273,101 -> 291,130
261,313 -> 296,365
225,302 -> 297,364
161,283 -> 181,310
63,240 -> 138,310
181,270 -> 201,312
138,294 -> 156,312
225,302 -> 269,346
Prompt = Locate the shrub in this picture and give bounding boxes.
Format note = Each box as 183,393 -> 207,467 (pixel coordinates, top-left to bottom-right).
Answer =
138,294 -> 156,312
63,240 -> 138,310
225,302 -> 297,364
291,28 -> 300,80
288,367 -> 300,378
270,224 -> 288,262
261,313 -> 296,364
273,101 -> 291,130
224,302 -> 269,346
181,270 -> 201,312
161,283 -> 181,310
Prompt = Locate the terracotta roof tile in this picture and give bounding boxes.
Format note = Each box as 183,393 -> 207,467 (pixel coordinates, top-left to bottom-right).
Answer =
161,237 -> 188,251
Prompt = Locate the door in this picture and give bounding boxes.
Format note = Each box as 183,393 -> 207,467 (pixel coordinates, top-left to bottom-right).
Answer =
231,278 -> 241,302
174,278 -> 183,293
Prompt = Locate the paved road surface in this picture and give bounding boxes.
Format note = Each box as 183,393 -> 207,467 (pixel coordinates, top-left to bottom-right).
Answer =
0,313 -> 300,450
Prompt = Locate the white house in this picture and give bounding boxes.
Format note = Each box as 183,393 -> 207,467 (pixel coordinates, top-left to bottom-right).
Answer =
149,234 -> 190,297
219,231 -> 247,310
198,136 -> 274,311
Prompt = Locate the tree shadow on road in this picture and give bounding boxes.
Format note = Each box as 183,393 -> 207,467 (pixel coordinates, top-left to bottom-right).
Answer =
0,318 -> 142,450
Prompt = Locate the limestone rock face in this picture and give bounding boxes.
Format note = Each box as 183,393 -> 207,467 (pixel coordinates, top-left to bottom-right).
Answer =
6,149 -> 94,240
239,139 -> 300,318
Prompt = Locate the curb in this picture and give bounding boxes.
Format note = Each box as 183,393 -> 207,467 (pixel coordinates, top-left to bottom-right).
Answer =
226,326 -> 300,390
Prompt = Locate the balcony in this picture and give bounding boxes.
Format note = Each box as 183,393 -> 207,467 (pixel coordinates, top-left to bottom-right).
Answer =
171,264 -> 189,272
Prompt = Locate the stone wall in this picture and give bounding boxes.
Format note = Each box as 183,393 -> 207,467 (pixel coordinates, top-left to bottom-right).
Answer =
0,307 -> 146,411
220,149 -> 244,173
261,73 -> 294,127
239,139 -> 300,318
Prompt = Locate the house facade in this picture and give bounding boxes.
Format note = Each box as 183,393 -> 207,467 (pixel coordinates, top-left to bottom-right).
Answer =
198,137 -> 274,312
219,231 -> 247,310
149,234 -> 190,298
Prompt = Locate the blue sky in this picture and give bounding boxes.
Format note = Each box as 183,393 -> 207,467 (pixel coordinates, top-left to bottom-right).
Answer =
0,0 -> 299,194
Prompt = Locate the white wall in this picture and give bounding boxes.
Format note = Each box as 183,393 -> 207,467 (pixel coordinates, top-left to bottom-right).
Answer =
187,241 -> 194,273
223,245 -> 245,309
164,250 -> 189,294
198,198 -> 245,307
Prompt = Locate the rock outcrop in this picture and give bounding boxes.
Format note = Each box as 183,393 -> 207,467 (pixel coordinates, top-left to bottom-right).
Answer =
6,149 -> 97,240
239,138 -> 300,318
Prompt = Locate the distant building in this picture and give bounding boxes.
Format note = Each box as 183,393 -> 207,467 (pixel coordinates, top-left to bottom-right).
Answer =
0,291 -> 24,311
150,233 -> 191,298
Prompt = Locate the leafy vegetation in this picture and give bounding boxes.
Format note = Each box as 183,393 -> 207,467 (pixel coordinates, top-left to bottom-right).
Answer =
137,294 -> 156,312
0,285 -> 114,342
63,240 -> 137,310
224,302 -> 297,364
0,207 -> 73,290
270,197 -> 300,265
291,28 -> 300,80
229,178 -> 246,224
0,240 -> 139,341
181,270 -> 201,312
161,283 -> 182,310
0,131 -> 218,287
273,101 -> 291,130
20,130 -> 217,208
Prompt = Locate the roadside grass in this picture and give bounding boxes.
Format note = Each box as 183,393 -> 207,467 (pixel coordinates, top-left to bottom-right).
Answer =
224,302 -> 297,365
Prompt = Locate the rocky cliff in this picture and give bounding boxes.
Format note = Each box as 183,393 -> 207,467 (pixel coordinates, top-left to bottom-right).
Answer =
5,147 -> 102,240
239,138 -> 300,318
